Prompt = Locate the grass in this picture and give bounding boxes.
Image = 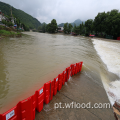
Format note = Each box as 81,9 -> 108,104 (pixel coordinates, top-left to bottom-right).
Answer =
0,29 -> 21,37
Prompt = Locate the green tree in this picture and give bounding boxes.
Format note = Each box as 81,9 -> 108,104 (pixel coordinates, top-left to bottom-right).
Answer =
2,20 -> 7,25
63,23 -> 68,34
79,24 -> 82,34
85,19 -> 93,35
68,23 -> 73,33
21,23 -> 29,31
42,23 -> 46,33
46,23 -> 51,33
80,22 -> 85,35
73,24 -> 80,34
50,19 -> 57,33
7,21 -> 13,27
46,19 -> 57,33
93,12 -> 107,34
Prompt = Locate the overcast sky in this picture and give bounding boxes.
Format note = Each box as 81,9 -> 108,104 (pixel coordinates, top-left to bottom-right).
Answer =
1,0 -> 120,24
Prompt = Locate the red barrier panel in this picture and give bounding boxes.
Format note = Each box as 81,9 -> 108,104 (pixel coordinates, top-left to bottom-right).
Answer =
67,66 -> 72,80
58,74 -> 63,91
17,96 -> 33,120
36,86 -> 44,112
31,94 -> 36,120
0,106 -> 18,120
77,63 -> 79,73
64,68 -> 68,82
63,70 -> 66,85
70,64 -> 73,76
73,64 -> 77,75
50,80 -> 54,101
53,77 -> 58,96
76,63 -> 78,74
0,62 -> 83,120
71,64 -> 76,76
75,63 -> 78,74
117,37 -> 120,40
80,62 -> 83,71
78,62 -> 83,72
44,81 -> 51,104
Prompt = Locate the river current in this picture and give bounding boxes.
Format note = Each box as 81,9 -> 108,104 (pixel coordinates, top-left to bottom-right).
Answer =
0,32 -> 120,113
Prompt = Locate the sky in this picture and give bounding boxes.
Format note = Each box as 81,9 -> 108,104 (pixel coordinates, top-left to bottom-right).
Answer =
1,0 -> 120,24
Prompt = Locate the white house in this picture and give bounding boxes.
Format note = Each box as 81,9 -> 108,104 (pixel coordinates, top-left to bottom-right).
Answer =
0,10 -> 3,22
0,10 -> 7,22
58,27 -> 64,32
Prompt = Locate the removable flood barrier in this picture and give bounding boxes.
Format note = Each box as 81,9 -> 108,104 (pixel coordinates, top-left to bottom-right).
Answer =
44,81 -> 51,104
0,61 -> 83,120
36,87 -> 44,112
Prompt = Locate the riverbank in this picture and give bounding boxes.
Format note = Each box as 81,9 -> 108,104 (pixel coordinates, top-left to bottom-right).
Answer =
0,26 -> 22,39
54,32 -> 120,42
35,71 -> 115,120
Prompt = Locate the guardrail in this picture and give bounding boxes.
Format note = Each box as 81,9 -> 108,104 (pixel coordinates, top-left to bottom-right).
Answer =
0,61 -> 83,120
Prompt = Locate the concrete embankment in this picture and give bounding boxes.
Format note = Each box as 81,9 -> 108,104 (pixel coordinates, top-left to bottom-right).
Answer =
35,72 -> 115,120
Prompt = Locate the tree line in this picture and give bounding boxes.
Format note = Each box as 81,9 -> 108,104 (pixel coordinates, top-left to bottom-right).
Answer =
69,9 -> 120,39
38,19 -> 57,33
38,9 -> 120,39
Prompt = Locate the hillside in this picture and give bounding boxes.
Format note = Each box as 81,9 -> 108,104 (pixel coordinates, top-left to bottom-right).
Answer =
58,23 -> 64,27
0,1 -> 41,29
71,19 -> 84,26
58,19 -> 85,27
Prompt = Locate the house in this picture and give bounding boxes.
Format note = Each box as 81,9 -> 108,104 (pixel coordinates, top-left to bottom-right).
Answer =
0,8 -> 15,25
0,10 -> 3,22
0,10 -> 7,23
58,27 -> 64,33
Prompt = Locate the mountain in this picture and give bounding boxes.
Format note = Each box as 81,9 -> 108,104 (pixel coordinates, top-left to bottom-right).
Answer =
71,19 -> 84,27
58,19 -> 85,27
0,1 -> 41,29
58,23 -> 64,27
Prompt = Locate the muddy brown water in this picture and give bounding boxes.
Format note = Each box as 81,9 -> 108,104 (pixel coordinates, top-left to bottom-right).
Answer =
0,32 -> 119,116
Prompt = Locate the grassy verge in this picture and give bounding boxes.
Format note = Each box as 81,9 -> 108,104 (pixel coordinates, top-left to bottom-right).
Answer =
0,25 -> 22,38
0,29 -> 22,38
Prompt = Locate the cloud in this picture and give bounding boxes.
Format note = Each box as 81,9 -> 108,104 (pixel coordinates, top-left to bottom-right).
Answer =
1,0 -> 120,24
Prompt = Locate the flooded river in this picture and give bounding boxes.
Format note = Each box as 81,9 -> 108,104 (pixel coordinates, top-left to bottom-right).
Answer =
0,32 -> 120,113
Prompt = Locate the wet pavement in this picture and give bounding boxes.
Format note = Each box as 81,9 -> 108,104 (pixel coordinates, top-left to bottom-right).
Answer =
35,72 -> 115,120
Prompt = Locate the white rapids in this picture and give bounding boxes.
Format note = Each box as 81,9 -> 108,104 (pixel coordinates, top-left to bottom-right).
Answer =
92,39 -> 120,105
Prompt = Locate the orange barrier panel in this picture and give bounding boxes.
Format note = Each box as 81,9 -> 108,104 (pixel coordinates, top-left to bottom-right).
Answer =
0,106 -> 18,120
53,77 -> 58,96
36,86 -> 44,112
50,80 -> 54,101
17,96 -> 34,120
58,74 -> 62,91
44,81 -> 51,104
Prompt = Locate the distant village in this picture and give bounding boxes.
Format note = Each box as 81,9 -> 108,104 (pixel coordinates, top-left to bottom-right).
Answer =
0,8 -> 24,31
